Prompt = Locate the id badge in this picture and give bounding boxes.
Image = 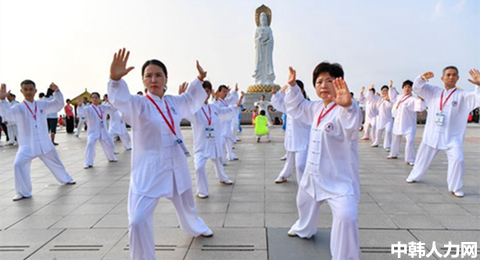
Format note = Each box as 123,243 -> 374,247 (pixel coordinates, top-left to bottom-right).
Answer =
435,112 -> 444,126
205,127 -> 214,139
176,138 -> 191,157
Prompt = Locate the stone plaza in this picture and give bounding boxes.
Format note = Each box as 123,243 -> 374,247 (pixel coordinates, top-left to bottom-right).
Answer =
0,124 -> 479,260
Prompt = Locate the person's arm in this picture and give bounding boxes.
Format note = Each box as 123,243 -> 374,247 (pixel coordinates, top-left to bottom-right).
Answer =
412,72 -> 436,101
44,83 -> 65,114
0,84 -> 19,119
388,81 -> 398,103
270,91 -> 286,113
284,67 -> 316,124
465,68 -> 480,111
330,78 -> 361,141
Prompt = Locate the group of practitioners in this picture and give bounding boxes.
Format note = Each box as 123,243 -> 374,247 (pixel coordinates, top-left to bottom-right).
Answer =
0,46 -> 479,260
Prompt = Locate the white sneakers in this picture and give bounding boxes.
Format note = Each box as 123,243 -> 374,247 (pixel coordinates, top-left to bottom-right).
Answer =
220,179 -> 234,185
12,193 -> 30,202
405,178 -> 416,183
197,194 -> 208,199
451,190 -> 464,198
287,230 -> 298,237
280,155 -> 287,161
274,176 -> 287,184
200,228 -> 214,237
407,162 -> 414,166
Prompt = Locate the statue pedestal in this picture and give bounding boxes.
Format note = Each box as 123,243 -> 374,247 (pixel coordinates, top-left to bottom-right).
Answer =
243,84 -> 280,111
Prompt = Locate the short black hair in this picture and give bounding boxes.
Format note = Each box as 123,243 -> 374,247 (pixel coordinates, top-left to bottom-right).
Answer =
442,66 -> 458,76
217,85 -> 228,92
203,81 -> 212,91
370,88 -> 376,93
142,59 -> 168,77
91,92 -> 100,98
312,62 -> 344,86
39,92 -> 45,98
260,110 -> 266,116
296,79 -> 308,99
381,85 -> 388,91
402,80 -> 413,88
66,99 -> 71,102
21,79 -> 36,88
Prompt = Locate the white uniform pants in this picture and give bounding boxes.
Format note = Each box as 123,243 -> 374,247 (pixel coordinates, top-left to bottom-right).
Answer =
109,129 -> 132,150
13,148 -> 74,197
289,188 -> 359,260
372,121 -> 393,148
194,154 -> 230,196
389,132 -> 416,163
220,136 -> 227,165
277,149 -> 308,182
225,137 -> 237,160
362,116 -> 376,141
407,142 -> 465,192
76,117 -> 86,136
7,124 -> 18,143
84,136 -> 117,166
128,187 -> 210,260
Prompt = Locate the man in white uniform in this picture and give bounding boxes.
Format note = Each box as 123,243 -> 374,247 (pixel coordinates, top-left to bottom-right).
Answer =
75,97 -> 88,137
271,79 -> 310,184
254,95 -> 273,126
406,67 -> 480,198
214,85 -> 239,162
370,84 -> 393,151
358,86 -> 377,141
387,80 -> 426,165
285,63 -> 361,260
4,93 -> 19,145
0,81 -> 76,201
186,81 -> 242,198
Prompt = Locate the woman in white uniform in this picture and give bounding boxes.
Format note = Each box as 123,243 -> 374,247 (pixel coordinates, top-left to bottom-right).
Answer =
107,48 -> 213,260
103,94 -> 132,150
284,62 -> 361,260
186,81 -> 244,198
270,79 -> 310,184
77,92 -> 117,168
370,84 -> 393,151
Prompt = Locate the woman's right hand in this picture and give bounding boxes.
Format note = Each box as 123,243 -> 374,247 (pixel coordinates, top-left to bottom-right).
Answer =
110,48 -> 135,81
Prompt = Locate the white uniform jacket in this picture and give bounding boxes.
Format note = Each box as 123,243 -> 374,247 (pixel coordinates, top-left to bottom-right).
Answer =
108,78 -> 207,198
214,91 -> 239,140
107,107 -> 128,136
0,92 -> 64,157
358,92 -> 378,120
389,87 -> 425,135
77,103 -> 115,141
369,92 -> 392,129
186,103 -> 238,159
413,76 -> 480,149
285,85 -> 362,202
271,91 -> 310,152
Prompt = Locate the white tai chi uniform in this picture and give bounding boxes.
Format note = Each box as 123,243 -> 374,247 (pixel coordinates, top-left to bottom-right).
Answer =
358,91 -> 377,141
108,77 -> 211,260
186,103 -> 237,197
107,108 -> 132,150
370,93 -> 393,149
75,103 -> 88,137
214,91 -> 239,162
6,100 -> 20,145
407,76 -> 480,193
285,84 -> 361,260
77,103 -> 117,167
388,87 -> 426,163
253,100 -> 273,126
271,91 -> 310,183
0,92 -> 74,198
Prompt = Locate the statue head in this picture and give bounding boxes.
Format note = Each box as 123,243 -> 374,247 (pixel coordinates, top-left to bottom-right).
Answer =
259,12 -> 268,26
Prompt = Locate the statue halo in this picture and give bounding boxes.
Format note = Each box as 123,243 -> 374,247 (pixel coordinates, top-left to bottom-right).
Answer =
255,5 -> 272,27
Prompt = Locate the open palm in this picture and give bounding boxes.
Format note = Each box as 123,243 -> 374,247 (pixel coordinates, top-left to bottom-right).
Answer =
332,78 -> 352,108
110,48 -> 135,81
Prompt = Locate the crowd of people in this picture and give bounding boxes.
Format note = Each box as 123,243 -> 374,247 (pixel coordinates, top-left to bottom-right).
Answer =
0,47 -> 479,260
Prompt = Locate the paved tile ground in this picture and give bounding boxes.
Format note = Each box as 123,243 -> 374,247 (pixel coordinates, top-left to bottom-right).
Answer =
0,123 -> 479,260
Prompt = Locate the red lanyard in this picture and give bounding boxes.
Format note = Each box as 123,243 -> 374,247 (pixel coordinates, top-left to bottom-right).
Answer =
146,94 -> 177,137
23,101 -> 37,120
201,105 -> 212,126
396,94 -> 412,109
92,105 -> 103,120
219,99 -> 227,107
316,103 -> 337,127
440,88 -> 457,111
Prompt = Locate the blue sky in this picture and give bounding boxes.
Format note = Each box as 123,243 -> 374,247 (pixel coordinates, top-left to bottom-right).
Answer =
0,0 -> 478,101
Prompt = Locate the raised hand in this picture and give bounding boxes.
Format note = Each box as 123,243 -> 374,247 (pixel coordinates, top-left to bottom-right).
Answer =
360,86 -> 365,93
330,78 -> 352,108
288,67 -> 296,87
76,97 -> 83,105
270,85 -> 277,94
178,82 -> 188,94
110,48 -> 135,81
235,83 -> 239,92
50,82 -> 59,92
388,80 -> 393,88
0,83 -> 7,100
369,84 -> 375,90
468,68 -> 480,86
280,84 -> 289,92
196,60 -> 207,81
421,71 -> 434,82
